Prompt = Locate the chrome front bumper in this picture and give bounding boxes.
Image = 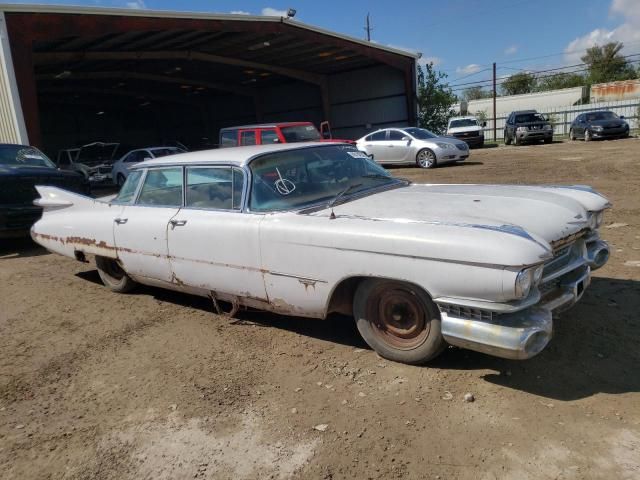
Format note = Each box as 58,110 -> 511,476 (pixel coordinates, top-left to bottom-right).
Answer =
439,234 -> 608,360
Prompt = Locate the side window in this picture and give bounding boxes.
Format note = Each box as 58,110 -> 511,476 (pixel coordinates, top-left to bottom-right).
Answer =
388,130 -> 405,140
136,167 -> 183,207
220,130 -> 238,148
113,170 -> 143,204
261,129 -> 280,144
369,131 -> 387,141
124,151 -> 139,163
186,167 -> 245,210
240,130 -> 257,146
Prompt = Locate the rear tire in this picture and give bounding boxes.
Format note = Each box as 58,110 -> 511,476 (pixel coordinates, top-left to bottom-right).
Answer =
353,279 -> 446,364
96,256 -> 137,293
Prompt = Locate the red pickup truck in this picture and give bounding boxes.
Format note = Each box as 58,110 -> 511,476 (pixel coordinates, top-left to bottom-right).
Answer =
219,121 -> 354,147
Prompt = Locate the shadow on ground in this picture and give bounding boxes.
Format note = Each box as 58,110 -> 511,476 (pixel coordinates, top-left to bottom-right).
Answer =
74,270 -> 640,402
0,237 -> 49,260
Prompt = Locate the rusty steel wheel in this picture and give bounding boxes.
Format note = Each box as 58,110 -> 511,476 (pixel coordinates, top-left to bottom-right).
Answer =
353,279 -> 445,364
96,256 -> 137,293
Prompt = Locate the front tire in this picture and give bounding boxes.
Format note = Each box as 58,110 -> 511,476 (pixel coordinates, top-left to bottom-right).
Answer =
584,129 -> 592,142
96,256 -> 137,293
416,149 -> 437,169
504,131 -> 512,145
513,133 -> 520,146
569,129 -> 576,141
353,279 -> 445,364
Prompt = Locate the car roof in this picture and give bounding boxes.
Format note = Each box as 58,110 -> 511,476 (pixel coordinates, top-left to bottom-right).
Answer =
512,110 -> 538,114
134,142 -> 345,169
220,122 -> 314,130
449,116 -> 477,121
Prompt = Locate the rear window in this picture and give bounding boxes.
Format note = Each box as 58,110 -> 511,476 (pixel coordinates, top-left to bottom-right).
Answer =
0,145 -> 56,169
280,125 -> 321,142
220,130 -> 238,148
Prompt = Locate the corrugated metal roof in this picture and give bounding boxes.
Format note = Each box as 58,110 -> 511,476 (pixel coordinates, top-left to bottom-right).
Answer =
0,4 -> 421,59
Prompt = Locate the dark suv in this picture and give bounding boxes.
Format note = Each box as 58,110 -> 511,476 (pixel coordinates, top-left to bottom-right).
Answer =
504,110 -> 553,145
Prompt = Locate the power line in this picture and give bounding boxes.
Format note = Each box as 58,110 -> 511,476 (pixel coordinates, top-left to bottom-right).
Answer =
449,58 -> 640,93
449,67 -> 493,83
448,53 -> 640,90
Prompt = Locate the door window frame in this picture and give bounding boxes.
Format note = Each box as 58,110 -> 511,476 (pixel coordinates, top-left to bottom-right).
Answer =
183,165 -> 247,212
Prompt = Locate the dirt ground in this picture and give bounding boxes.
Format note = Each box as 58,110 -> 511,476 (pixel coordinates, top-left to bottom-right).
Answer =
1,138 -> 639,480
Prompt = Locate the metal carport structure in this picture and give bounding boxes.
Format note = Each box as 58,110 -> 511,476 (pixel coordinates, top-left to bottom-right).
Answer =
0,5 -> 419,153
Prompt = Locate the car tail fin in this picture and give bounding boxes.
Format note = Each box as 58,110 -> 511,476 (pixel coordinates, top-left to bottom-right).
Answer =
34,185 -> 92,210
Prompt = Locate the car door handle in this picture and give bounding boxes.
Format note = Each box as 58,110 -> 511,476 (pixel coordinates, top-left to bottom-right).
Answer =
169,219 -> 187,228
114,218 -> 128,224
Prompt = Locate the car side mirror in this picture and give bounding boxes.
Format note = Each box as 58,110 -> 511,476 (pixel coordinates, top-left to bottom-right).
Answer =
402,137 -> 412,145
482,121 -> 487,127
620,115 -> 625,120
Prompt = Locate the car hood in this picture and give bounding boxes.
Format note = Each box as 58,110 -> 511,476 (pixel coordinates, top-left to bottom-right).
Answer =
447,125 -> 481,134
586,119 -> 626,127
324,184 -> 609,247
417,136 -> 468,147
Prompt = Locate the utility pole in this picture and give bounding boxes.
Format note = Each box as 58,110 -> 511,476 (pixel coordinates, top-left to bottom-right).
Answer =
364,13 -> 372,41
492,62 -> 497,142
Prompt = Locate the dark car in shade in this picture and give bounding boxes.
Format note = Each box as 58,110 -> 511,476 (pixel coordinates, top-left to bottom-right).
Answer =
569,111 -> 630,141
0,144 -> 88,238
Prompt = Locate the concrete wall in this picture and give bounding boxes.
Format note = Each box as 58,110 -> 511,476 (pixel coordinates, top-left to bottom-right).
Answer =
0,12 -> 27,144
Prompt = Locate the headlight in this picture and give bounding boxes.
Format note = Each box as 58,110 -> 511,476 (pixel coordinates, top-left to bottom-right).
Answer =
590,210 -> 604,229
514,265 -> 544,299
436,142 -> 452,149
592,125 -> 603,130
517,126 -> 528,132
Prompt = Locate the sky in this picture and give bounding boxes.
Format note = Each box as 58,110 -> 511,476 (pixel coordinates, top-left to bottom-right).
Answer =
6,0 -> 640,92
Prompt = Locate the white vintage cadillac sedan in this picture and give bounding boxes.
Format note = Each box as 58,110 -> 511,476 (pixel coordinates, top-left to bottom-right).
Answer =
32,143 -> 611,364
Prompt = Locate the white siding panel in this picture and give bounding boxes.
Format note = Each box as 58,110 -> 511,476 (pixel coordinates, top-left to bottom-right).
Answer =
0,12 -> 27,144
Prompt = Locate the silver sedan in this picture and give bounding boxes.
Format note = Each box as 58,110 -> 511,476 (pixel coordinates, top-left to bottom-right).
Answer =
356,127 -> 469,168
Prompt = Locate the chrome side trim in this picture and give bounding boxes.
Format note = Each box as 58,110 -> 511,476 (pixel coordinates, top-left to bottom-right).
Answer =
267,271 -> 328,284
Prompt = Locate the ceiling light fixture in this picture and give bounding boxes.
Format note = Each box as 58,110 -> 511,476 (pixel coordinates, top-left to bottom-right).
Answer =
248,41 -> 270,51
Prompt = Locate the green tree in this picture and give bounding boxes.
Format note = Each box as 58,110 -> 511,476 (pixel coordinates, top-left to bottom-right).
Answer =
416,62 -> 457,133
536,72 -> 585,92
581,42 -> 636,84
462,86 -> 492,101
501,72 -> 537,96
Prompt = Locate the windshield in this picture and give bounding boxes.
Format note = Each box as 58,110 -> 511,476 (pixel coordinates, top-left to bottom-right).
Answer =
249,145 -> 403,212
0,145 -> 56,169
403,128 -> 438,140
280,125 -> 322,142
585,111 -> 618,122
449,119 -> 478,128
515,113 -> 546,123
76,143 -> 119,166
